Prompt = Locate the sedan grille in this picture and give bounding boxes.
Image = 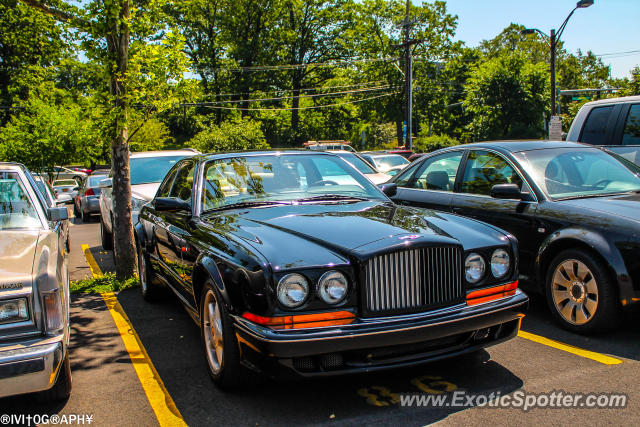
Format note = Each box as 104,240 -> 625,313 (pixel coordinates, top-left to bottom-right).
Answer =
364,246 -> 464,315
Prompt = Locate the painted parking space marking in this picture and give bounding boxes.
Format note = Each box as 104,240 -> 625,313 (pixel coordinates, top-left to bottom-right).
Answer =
102,292 -> 187,427
81,244 -> 103,278
81,243 -> 187,426
518,330 -> 622,365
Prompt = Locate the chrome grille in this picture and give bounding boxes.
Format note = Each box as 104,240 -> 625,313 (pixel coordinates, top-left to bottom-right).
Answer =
364,246 -> 463,314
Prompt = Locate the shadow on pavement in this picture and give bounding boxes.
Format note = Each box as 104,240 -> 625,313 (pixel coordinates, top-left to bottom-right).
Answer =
521,293 -> 640,361
117,288 -> 524,426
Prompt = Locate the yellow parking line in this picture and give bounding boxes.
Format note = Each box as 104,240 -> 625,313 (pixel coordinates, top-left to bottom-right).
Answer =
81,243 -> 186,426
518,330 -> 622,365
101,293 -> 187,427
81,244 -> 102,278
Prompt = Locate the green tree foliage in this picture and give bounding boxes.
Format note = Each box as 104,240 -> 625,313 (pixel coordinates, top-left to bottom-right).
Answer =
128,117 -> 173,152
464,53 -> 548,140
0,0 -> 69,109
413,133 -> 458,153
0,94 -> 101,170
190,118 -> 269,153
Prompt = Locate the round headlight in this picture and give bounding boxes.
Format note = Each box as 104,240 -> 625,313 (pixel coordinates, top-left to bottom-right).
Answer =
317,271 -> 349,304
465,253 -> 485,283
277,274 -> 309,308
491,249 -> 510,278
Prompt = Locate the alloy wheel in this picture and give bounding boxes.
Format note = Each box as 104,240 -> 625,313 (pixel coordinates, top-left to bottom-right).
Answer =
203,290 -> 224,374
551,259 -> 598,325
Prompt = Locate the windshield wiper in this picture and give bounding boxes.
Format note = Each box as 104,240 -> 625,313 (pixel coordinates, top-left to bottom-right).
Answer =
203,200 -> 291,213
294,194 -> 370,203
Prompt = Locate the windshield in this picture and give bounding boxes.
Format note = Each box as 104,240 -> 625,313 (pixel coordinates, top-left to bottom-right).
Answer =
201,154 -> 386,212
0,173 -> 42,229
130,155 -> 188,185
87,175 -> 107,187
333,152 -> 378,174
372,155 -> 409,171
514,148 -> 640,199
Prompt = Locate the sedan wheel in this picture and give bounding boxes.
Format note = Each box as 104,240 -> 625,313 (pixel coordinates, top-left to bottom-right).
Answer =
203,290 -> 224,374
199,282 -> 253,388
546,249 -> 620,334
137,243 -> 159,301
551,259 -> 598,325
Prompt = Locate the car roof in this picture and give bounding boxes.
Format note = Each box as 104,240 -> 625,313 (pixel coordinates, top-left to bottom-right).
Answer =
441,140 -> 591,153
580,95 -> 640,107
197,150 -> 354,162
0,162 -> 27,171
130,149 -> 200,158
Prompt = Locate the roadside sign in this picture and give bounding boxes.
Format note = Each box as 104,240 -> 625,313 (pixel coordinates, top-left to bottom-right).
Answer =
549,115 -> 563,141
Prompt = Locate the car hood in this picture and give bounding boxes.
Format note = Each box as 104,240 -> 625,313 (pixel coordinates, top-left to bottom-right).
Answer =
132,183 -> 161,201
201,201 -> 507,270
558,193 -> 640,223
0,230 -> 39,288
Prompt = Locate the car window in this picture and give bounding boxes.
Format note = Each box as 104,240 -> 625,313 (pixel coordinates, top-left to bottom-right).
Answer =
580,105 -> 614,145
334,153 -> 377,174
461,151 -> 524,196
168,162 -> 196,204
201,154 -> 385,211
130,155 -> 188,185
405,151 -> 463,191
0,172 -> 42,229
514,147 -> 640,199
622,104 -> 640,146
156,166 -> 180,199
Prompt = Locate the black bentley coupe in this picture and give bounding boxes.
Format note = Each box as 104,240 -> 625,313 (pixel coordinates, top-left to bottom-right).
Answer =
135,151 -> 528,387
390,141 -> 640,334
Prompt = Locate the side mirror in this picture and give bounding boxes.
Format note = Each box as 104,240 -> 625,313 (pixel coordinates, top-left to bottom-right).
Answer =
99,178 -> 112,188
378,183 -> 398,197
154,197 -> 191,213
490,184 -> 523,200
48,206 -> 69,222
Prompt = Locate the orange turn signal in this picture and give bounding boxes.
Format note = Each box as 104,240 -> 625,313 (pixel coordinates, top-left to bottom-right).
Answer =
466,281 -> 518,306
242,311 -> 356,330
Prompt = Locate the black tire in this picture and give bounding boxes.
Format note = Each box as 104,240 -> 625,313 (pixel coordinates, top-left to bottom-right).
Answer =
100,217 -> 113,250
138,241 -> 160,301
36,352 -> 72,403
545,249 -> 621,334
80,206 -> 86,223
73,202 -> 80,219
199,281 -> 253,389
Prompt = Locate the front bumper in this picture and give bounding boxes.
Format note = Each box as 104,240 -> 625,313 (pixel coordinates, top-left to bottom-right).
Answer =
234,290 -> 528,377
0,335 -> 65,398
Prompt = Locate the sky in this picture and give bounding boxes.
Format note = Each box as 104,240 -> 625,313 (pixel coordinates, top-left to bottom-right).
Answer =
441,0 -> 640,79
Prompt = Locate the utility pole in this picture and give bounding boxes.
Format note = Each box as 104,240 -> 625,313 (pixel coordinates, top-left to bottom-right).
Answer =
396,0 -> 421,151
550,29 -> 557,116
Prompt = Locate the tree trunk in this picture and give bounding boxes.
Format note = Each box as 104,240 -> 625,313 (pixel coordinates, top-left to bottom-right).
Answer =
108,0 -> 136,279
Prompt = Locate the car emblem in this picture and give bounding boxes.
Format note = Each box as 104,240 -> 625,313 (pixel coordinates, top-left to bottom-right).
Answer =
399,235 -> 420,240
0,283 -> 24,290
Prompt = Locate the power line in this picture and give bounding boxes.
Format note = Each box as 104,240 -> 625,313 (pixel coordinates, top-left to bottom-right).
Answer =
594,49 -> 640,57
199,80 -> 390,99
199,92 -> 398,111
209,56 -> 401,73
183,85 -> 393,106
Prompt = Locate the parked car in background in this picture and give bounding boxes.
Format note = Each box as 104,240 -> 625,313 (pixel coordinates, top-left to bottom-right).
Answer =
135,151 -> 527,388
567,95 -> 640,164
304,141 -> 356,152
74,174 -> 107,222
331,151 -> 391,184
40,166 -> 87,183
0,162 -> 72,402
67,166 -> 92,175
386,148 -> 413,159
99,149 -> 199,250
390,140 -> 640,333
360,152 -> 410,176
52,179 -> 79,204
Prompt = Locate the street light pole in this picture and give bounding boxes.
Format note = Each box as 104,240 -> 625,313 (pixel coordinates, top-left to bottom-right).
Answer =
522,0 -> 593,117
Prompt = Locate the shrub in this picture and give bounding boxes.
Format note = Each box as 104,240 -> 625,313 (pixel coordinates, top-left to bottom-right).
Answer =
413,133 -> 459,153
190,117 -> 270,153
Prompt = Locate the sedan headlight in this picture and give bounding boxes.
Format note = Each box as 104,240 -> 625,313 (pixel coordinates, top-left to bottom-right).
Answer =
317,271 -> 349,304
131,197 -> 148,211
277,274 -> 309,308
491,249 -> 510,278
0,298 -> 29,324
465,253 -> 485,283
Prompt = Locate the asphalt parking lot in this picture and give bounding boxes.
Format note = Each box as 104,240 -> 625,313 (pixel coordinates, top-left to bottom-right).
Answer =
1,218 -> 639,426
